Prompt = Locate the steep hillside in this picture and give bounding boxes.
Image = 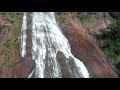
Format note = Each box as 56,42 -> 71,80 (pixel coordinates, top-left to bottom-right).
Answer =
55,12 -> 118,77
0,12 -> 23,77
0,12 -> 119,78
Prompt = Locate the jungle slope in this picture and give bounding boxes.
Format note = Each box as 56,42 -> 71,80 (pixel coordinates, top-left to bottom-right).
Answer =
0,12 -> 23,78
55,12 -> 118,78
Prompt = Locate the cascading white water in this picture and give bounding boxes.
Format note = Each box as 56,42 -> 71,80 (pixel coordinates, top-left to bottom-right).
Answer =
21,12 -> 27,57
21,12 -> 90,78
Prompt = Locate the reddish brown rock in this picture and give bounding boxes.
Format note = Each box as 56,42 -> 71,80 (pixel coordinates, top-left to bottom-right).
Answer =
0,13 -> 23,78
62,14 -> 118,78
12,57 -> 35,78
56,51 -> 85,78
56,51 -> 72,78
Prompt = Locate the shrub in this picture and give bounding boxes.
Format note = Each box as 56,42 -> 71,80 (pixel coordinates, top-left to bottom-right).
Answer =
6,59 -> 16,69
5,12 -> 23,31
78,15 -> 91,23
55,13 -> 67,24
4,38 -> 16,54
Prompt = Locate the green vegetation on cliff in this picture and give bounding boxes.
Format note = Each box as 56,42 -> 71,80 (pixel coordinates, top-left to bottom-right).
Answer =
0,12 -> 23,77
4,38 -> 17,54
78,15 -> 91,23
6,59 -> 17,69
55,12 -> 67,24
5,12 -> 23,31
97,20 -> 120,76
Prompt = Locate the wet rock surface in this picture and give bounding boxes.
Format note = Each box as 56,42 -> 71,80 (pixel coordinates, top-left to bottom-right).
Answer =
56,51 -> 84,78
56,51 -> 72,78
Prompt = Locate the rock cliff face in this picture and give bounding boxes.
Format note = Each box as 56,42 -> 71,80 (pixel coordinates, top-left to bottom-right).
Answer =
0,12 -> 23,77
12,56 -> 35,78
0,12 -> 118,78
77,12 -> 113,35
56,12 -> 118,78
12,13 -> 35,78
57,51 -> 85,78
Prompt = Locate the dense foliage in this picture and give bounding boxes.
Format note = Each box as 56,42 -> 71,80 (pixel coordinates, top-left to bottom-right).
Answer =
97,20 -> 120,76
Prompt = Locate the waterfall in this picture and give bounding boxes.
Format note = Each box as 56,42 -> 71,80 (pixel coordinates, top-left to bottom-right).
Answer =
21,12 -> 90,78
21,12 -> 27,57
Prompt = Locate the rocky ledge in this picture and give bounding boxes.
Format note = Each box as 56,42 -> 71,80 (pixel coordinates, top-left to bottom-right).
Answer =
60,13 -> 118,78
